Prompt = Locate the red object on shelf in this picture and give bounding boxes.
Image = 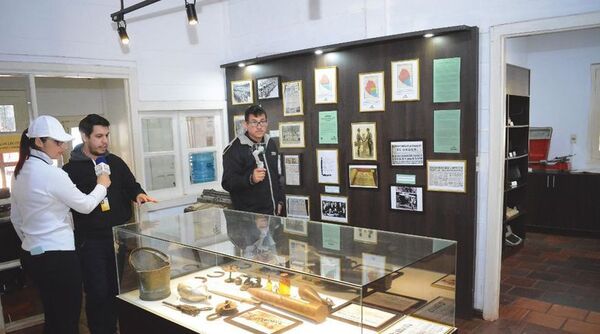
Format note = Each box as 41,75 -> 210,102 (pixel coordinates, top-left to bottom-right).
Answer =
528,127 -> 571,171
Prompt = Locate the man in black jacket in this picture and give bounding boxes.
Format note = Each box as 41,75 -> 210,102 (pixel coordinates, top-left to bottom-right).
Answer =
63,114 -> 156,334
222,105 -> 284,215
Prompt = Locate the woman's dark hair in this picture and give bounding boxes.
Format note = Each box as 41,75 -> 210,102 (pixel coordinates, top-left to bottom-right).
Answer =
14,129 -> 47,179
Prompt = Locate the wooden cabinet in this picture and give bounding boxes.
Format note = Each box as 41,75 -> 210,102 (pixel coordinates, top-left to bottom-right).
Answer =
528,171 -> 600,236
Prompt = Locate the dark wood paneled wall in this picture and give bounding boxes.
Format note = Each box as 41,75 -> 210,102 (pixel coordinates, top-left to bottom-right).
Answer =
223,26 -> 478,316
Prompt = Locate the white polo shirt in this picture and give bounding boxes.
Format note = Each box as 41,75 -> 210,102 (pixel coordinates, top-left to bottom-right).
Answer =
10,149 -> 107,253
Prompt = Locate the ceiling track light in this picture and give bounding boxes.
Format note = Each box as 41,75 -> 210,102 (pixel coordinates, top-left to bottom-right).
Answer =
185,0 -> 198,25
117,19 -> 130,45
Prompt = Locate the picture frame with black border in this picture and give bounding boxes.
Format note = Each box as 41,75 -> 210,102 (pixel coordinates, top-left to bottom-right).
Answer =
282,154 -> 302,186
279,121 -> 305,148
348,164 -> 379,189
285,194 -> 310,220
329,302 -> 399,332
231,79 -> 254,105
362,291 -> 426,314
256,76 -> 281,100
390,139 -> 424,167
320,194 -> 348,223
390,185 -> 424,212
224,307 -> 302,334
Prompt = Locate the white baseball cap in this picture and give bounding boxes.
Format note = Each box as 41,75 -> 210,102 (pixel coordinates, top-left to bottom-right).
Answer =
26,115 -> 73,142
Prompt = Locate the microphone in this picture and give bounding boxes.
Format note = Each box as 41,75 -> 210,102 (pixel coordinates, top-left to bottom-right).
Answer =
252,145 -> 265,169
94,156 -> 111,176
94,156 -> 111,212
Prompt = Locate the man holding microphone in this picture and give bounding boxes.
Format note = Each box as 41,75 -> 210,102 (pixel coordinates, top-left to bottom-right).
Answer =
222,105 -> 284,216
63,114 -> 156,334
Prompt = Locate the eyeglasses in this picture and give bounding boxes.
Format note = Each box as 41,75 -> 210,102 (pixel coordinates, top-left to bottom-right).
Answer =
247,120 -> 268,128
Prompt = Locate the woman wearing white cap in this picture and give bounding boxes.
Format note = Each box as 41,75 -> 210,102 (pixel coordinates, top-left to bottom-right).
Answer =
10,115 -> 111,334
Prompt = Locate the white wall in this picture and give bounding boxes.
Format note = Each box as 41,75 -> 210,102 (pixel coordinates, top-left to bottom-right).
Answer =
507,28 -> 600,170
2,0 -> 600,312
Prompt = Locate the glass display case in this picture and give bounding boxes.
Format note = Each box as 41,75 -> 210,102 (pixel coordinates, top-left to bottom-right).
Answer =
114,208 -> 457,334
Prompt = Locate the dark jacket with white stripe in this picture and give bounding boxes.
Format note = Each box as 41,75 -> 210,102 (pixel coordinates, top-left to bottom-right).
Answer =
222,133 -> 284,215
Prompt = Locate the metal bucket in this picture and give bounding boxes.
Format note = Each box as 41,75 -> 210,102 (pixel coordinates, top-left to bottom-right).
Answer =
129,247 -> 171,301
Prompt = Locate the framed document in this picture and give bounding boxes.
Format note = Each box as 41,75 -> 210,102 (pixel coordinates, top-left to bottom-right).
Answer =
380,315 -> 456,334
282,80 -> 304,116
390,140 -> 424,166
233,114 -> 246,137
426,160 -> 467,193
283,218 -> 308,236
231,80 -> 254,105
320,194 -> 348,223
359,71 -> 385,112
431,274 -> 456,291
319,255 -> 341,281
224,307 -> 302,334
353,227 -> 377,244
363,291 -> 425,313
390,185 -> 424,212
412,297 -> 455,326
285,195 -> 310,220
279,121 -> 305,148
315,66 -> 338,104
256,76 -> 281,100
289,239 -> 308,270
316,149 -> 339,184
283,154 -> 301,186
351,122 -> 377,161
391,59 -> 420,101
318,110 -> 338,144
348,164 -> 378,189
330,303 -> 398,331
360,253 -> 386,283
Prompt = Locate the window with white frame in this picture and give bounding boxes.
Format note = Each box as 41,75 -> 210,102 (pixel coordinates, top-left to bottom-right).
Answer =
140,110 -> 223,198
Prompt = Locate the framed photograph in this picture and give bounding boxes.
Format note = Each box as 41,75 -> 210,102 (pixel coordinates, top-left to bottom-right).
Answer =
319,255 -> 341,281
390,140 -> 424,166
390,185 -> 424,212
316,149 -> 339,184
380,315 -> 456,334
359,71 -> 385,112
330,302 -> 398,331
224,307 -> 302,334
363,291 -> 425,314
348,164 -> 378,189
351,122 -> 377,161
412,297 -> 455,326
283,218 -> 308,236
314,66 -> 338,104
282,80 -> 303,116
289,239 -> 308,270
233,114 -> 246,137
353,227 -> 377,244
285,195 -> 310,220
431,274 -> 456,291
283,154 -> 301,186
320,194 -> 348,223
361,253 -> 386,283
279,121 -> 305,148
426,160 -> 467,193
391,59 -> 420,101
231,80 -> 254,105
256,76 -> 281,100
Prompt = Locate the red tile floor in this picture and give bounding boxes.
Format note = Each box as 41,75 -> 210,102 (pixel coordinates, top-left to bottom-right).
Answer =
9,232 -> 600,334
456,232 -> 600,333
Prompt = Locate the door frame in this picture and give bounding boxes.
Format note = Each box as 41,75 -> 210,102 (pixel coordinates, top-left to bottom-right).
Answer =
484,11 -> 600,320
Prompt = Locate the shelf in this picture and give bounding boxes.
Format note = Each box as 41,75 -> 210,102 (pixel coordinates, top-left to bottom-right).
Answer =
506,125 -> 529,129
504,210 -> 526,224
505,183 -> 526,192
506,154 -> 528,161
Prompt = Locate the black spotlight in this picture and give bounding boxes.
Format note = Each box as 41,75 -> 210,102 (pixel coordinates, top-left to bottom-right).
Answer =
117,20 -> 129,45
186,0 -> 198,25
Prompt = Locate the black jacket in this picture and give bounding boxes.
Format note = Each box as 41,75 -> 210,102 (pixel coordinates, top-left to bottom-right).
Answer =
222,133 -> 284,215
63,144 -> 145,240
